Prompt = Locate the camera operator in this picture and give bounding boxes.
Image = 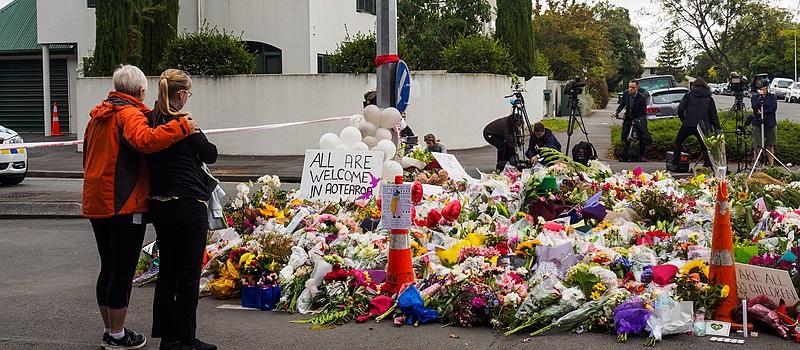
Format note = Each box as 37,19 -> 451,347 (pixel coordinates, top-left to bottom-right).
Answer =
483,116 -> 517,172
612,79 -> 650,161
525,122 -> 561,164
751,84 -> 778,166
669,78 -> 719,171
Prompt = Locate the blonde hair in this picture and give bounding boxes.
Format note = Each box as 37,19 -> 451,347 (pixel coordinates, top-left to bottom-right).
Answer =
113,65 -> 148,99
157,69 -> 192,117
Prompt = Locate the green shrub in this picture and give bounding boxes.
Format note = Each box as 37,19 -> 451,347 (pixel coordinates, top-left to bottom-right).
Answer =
159,24 -> 255,75
327,33 -> 377,74
587,77 -> 609,109
610,113 -> 800,164
442,36 -> 512,75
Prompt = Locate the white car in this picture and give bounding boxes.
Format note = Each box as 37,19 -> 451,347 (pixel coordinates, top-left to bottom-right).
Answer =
770,77 -> 794,100
785,82 -> 800,103
0,125 -> 27,185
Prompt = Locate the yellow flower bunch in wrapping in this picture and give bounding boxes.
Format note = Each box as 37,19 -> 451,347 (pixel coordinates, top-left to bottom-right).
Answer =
436,233 -> 486,265
209,260 -> 240,299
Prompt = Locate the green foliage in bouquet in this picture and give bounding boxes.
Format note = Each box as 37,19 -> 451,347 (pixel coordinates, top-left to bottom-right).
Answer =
630,188 -> 688,225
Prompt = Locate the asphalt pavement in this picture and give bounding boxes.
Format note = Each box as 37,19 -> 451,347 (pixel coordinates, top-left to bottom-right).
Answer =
0,218 -> 791,350
713,94 -> 800,122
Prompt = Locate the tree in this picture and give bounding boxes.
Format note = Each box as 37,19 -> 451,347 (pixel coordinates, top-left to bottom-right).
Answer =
442,36 -> 512,75
93,1 -> 145,76
159,25 -> 255,75
495,0 -> 535,79
595,2 -> 645,90
327,33 -> 378,73
141,0 -> 179,76
656,30 -> 686,81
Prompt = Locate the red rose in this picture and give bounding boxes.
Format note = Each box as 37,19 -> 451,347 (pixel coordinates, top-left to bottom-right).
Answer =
411,181 -> 423,204
495,242 -> 509,255
443,200 -> 461,222
427,209 -> 442,227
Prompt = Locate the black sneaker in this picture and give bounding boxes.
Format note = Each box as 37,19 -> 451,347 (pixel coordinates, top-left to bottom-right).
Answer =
101,332 -> 110,347
104,328 -> 146,349
181,339 -> 217,350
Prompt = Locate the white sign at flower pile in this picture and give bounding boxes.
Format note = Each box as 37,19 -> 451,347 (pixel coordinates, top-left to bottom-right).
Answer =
380,183 -> 412,230
735,263 -> 799,305
299,150 -> 384,202
432,152 -> 474,182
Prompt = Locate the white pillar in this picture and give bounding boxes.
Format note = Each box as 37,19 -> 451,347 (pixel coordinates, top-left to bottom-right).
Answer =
42,44 -> 52,137
376,0 -> 397,108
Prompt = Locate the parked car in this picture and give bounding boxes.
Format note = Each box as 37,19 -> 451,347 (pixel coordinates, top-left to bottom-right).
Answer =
709,83 -> 723,94
770,78 -> 794,99
0,125 -> 27,185
786,82 -> 800,103
618,75 -> 679,103
645,87 -> 690,120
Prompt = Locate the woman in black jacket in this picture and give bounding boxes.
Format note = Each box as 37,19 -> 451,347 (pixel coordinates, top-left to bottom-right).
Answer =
671,78 -> 720,170
146,69 -> 218,350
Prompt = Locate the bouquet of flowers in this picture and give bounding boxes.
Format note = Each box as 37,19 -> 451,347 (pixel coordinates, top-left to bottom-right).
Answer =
697,125 -> 726,179
674,260 -> 728,317
527,289 -> 631,337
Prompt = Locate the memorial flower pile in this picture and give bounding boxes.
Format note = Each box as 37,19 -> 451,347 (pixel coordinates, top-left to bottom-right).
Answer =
190,155 -> 800,344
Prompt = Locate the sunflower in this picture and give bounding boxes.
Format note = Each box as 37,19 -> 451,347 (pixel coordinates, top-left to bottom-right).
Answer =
680,259 -> 709,277
737,191 -> 749,201
259,204 -> 280,218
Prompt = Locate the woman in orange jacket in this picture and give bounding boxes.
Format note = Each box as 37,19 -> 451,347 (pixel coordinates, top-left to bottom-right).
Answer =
82,65 -> 198,349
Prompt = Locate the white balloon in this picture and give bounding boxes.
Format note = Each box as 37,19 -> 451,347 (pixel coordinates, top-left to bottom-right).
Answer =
339,126 -> 362,146
350,114 -> 365,127
382,160 -> 403,182
351,142 -> 369,151
379,107 -> 402,128
375,128 -> 392,141
375,139 -> 397,160
319,133 -> 340,150
335,144 -> 350,151
358,121 -> 377,137
363,105 -> 381,124
362,136 -> 378,148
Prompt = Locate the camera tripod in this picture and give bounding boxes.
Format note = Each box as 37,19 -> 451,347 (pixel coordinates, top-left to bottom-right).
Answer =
719,92 -> 751,173
564,92 -> 589,156
748,103 -> 791,178
504,90 -> 534,169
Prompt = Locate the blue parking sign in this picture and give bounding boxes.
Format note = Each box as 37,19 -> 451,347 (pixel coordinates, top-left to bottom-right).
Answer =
395,60 -> 411,113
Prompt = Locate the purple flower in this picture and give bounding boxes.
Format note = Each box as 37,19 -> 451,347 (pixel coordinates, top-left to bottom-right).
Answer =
470,296 -> 487,309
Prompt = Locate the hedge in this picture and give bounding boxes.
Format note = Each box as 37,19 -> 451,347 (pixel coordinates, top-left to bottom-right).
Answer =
610,113 -> 800,164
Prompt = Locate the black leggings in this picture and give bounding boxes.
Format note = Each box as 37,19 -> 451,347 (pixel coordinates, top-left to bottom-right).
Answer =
484,131 -> 514,171
673,126 -> 711,167
91,215 -> 146,309
150,198 -> 209,344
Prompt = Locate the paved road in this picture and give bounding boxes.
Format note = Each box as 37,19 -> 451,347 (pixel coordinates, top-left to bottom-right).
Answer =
713,94 -> 800,122
0,218 -> 790,350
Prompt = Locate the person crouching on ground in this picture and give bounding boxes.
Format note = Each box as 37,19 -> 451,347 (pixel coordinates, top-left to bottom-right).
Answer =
751,84 -> 778,167
670,78 -> 719,171
424,134 -> 447,153
525,122 -> 561,165
146,69 -> 218,350
83,65 -> 197,350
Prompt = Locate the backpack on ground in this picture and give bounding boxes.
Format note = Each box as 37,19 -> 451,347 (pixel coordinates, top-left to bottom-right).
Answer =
572,141 -> 597,165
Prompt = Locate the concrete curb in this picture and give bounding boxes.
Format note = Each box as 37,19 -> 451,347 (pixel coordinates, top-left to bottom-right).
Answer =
27,170 -> 301,184
0,202 -> 82,218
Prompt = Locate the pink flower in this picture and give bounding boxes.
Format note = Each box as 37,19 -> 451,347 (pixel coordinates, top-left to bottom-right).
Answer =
633,167 -> 643,177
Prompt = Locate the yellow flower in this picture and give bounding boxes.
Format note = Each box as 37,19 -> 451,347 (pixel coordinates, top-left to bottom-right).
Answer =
289,198 -> 304,207
275,210 -> 289,225
690,174 -> 706,186
680,259 -> 709,277
268,261 -> 281,272
259,204 -> 279,218
590,290 -> 602,300
239,253 -> 255,267
737,192 -> 749,201
721,285 -> 730,298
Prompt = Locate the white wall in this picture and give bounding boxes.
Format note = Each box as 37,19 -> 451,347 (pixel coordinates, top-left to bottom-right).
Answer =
36,0 -> 95,58
201,0 -> 311,74
75,73 -> 527,155
309,0 -> 375,73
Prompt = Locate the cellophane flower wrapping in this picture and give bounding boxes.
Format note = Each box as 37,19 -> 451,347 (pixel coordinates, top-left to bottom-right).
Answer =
696,125 -> 726,179
613,298 -> 651,336
646,295 -> 693,341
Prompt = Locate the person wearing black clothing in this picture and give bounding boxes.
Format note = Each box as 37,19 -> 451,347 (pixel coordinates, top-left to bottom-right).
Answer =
751,85 -> 778,166
483,115 -> 517,171
146,69 -> 218,350
670,78 -> 720,170
613,79 -> 650,161
525,122 -> 561,164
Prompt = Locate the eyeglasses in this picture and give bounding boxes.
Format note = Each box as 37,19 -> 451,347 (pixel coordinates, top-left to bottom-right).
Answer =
181,90 -> 193,98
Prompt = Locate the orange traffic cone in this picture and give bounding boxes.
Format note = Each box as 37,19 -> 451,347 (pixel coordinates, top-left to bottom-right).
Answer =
708,180 -> 738,322
50,102 -> 62,136
384,175 -> 414,295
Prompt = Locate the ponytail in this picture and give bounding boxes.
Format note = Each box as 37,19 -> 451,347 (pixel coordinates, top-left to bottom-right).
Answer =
157,69 -> 192,118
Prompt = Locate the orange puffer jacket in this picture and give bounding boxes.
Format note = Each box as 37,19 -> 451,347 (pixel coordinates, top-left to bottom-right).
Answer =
82,91 -> 190,218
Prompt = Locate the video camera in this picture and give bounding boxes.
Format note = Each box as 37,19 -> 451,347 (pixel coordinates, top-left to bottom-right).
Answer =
564,76 -> 586,97
727,72 -> 749,94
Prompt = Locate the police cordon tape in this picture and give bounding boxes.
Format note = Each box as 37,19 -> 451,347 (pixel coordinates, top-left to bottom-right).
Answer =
0,115 -> 356,150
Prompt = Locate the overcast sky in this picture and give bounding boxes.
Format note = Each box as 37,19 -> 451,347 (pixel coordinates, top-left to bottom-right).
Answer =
1,0 -> 797,60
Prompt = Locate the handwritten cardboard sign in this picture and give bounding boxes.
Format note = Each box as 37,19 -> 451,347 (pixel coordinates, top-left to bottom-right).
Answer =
299,150 -> 384,202
380,183 -> 412,230
432,152 -> 474,182
735,263 -> 799,305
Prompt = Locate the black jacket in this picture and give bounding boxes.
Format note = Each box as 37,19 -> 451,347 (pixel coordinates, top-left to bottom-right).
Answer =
677,86 -> 720,131
615,90 -> 647,120
146,107 -> 218,201
751,93 -> 778,128
525,128 -> 561,158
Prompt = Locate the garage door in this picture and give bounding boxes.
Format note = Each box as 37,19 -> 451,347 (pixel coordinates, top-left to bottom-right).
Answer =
0,59 -> 69,133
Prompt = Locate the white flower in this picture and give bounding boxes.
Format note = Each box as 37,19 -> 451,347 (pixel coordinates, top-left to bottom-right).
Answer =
233,198 -> 244,209
236,183 -> 250,200
503,292 -> 522,305
515,266 -> 529,276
